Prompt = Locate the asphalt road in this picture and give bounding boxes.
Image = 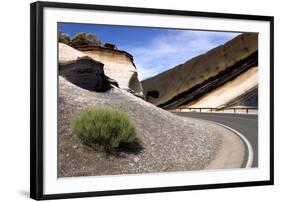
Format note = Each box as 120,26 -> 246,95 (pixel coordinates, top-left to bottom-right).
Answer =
174,112 -> 258,168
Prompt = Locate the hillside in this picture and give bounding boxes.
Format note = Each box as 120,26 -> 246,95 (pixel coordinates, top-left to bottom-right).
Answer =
58,76 -> 224,177
184,67 -> 258,109
141,33 -> 258,109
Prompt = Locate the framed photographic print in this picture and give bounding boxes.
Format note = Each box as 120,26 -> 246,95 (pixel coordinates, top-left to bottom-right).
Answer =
30,1 -> 274,200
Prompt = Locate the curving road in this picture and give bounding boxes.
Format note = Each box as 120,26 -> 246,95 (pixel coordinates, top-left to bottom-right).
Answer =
173,112 -> 258,168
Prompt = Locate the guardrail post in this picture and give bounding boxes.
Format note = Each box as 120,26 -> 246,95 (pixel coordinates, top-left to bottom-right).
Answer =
181,107 -> 257,114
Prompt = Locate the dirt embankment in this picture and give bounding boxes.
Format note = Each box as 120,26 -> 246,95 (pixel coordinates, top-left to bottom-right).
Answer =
58,76 -> 224,177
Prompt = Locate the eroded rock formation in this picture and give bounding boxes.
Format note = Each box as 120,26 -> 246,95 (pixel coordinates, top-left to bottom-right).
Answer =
141,33 -> 258,109
59,43 -> 144,96
75,45 -> 143,97
59,43 -> 111,92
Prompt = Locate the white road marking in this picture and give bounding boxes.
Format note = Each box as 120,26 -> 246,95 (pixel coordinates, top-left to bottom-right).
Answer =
174,113 -> 255,168
205,120 -> 254,168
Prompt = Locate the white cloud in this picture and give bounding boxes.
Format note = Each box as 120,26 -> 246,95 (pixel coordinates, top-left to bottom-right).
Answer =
121,30 -> 240,80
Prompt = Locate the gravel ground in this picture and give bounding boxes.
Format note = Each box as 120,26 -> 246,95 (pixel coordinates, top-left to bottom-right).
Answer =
58,76 -> 222,177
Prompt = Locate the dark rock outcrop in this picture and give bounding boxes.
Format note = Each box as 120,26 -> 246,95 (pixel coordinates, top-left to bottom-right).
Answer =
59,56 -> 111,92
224,86 -> 258,108
75,45 -> 144,97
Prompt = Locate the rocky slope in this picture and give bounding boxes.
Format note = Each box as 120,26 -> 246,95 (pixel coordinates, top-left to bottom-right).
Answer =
58,76 -> 224,177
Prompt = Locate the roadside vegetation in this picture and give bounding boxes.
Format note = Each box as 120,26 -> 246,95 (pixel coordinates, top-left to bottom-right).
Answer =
71,107 -> 138,153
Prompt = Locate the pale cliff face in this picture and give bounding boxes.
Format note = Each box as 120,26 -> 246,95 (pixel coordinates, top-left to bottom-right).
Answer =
81,48 -> 143,96
184,67 -> 258,108
59,43 -> 111,92
59,43 -> 86,65
58,43 -> 143,96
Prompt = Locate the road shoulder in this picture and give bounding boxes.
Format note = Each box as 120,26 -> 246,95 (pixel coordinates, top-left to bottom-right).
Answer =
205,120 -> 245,169
196,119 -> 246,170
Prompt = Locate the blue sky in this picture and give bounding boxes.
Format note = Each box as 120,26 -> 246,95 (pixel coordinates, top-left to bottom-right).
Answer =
59,23 -> 240,80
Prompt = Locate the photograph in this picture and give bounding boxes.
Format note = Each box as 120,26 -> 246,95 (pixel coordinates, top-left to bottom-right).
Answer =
30,1 -> 273,199
0,0 -> 278,201
58,23 -> 258,177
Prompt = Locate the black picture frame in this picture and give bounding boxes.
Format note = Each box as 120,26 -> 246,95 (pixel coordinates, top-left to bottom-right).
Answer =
30,1 -> 274,200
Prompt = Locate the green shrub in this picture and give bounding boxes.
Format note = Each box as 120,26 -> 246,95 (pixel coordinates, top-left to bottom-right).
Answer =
70,32 -> 102,47
71,107 -> 137,152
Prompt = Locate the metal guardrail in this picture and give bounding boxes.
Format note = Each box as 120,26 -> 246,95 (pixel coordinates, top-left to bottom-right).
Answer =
176,107 -> 258,114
